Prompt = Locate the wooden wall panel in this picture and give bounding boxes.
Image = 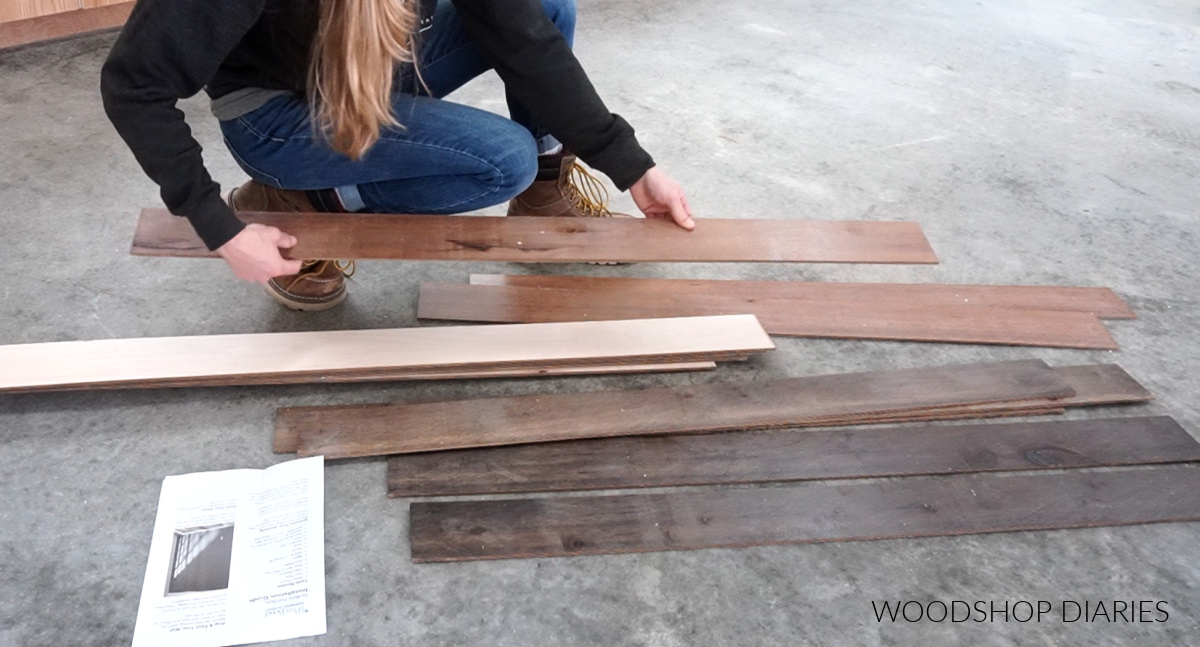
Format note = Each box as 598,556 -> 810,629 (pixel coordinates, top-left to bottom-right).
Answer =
131,208 -> 940,264
0,1 -> 131,49
0,315 -> 770,393
409,465 -> 1200,562
388,416 -> 1195,497
285,360 -> 1074,459
469,274 -> 1136,319
0,0 -> 80,23
417,282 -> 1120,349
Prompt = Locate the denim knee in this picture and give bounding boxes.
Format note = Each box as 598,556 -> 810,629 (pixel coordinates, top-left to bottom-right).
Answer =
490,133 -> 539,199
542,0 -> 577,44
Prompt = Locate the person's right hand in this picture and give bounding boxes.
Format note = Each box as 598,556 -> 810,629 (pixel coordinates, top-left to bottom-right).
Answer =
216,224 -> 303,283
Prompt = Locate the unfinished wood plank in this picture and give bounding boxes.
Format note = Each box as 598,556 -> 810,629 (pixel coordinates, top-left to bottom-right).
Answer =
0,1 -> 131,49
0,315 -> 769,393
41,357 -> 740,393
409,464 -> 1200,562
418,282 -> 1119,349
285,360 -> 1073,459
133,359 -> 721,391
388,416 -> 1197,497
0,0 -> 80,24
471,274 -> 1136,319
130,208 -> 939,264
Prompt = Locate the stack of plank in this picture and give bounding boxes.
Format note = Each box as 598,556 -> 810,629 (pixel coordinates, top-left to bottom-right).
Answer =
0,315 -> 773,393
271,359 -> 1200,562
417,274 -> 1135,349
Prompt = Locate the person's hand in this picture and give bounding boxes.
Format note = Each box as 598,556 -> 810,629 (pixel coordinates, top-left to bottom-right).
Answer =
629,166 -> 695,230
216,224 -> 303,283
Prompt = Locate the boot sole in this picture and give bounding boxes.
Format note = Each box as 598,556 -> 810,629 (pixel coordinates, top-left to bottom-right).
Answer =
264,284 -> 348,312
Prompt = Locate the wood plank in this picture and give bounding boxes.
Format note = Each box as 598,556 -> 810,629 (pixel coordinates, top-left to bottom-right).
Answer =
286,360 -> 1074,459
470,274 -> 1135,319
388,416 -> 1197,497
864,364 -> 1152,419
1055,364 -> 1153,405
863,364 -> 1153,423
409,464 -> 1200,562
109,359 -> 724,391
39,357 -> 741,393
268,360 -> 716,454
0,1 -> 130,49
286,363 -> 1144,457
418,282 -> 1119,350
0,315 -> 770,393
0,0 -> 80,24
280,392 -> 1065,456
130,208 -> 939,264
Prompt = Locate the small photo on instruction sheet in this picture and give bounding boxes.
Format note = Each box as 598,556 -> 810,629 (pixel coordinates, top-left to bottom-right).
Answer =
166,524 -> 235,595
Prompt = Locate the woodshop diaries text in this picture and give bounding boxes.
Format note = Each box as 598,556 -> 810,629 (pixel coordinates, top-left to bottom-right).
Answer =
871,600 -> 1170,623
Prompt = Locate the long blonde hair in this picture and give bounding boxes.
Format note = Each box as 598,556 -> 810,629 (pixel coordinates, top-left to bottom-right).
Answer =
308,0 -> 418,160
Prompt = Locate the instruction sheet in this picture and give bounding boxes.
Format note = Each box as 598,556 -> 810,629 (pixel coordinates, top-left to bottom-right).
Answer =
131,456 -> 326,647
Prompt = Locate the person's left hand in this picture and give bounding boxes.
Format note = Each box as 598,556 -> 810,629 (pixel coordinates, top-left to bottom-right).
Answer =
630,166 -> 695,230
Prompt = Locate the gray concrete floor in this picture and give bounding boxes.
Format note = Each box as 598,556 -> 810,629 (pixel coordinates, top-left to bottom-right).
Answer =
2,0 -> 1199,645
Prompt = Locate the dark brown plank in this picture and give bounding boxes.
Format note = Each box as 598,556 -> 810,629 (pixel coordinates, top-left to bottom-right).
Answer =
388,416 -> 1195,497
858,364 -> 1153,422
409,464 -> 1200,562
417,282 -> 1119,350
268,361 -> 717,454
470,274 -> 1136,319
0,2 -> 132,50
288,360 -> 1074,459
130,208 -> 939,264
1055,364 -> 1153,405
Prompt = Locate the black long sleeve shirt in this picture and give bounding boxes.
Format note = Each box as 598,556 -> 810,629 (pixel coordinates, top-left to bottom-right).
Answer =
101,0 -> 655,250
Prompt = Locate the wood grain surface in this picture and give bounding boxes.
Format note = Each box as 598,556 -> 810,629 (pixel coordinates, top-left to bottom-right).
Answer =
470,274 -> 1135,319
0,0 -> 79,24
1053,364 -> 1153,405
0,315 -> 769,393
409,464 -> 1200,562
131,208 -> 939,264
268,360 -> 716,453
285,360 -> 1073,459
418,282 -> 1119,349
388,416 -> 1194,497
0,1 -> 130,49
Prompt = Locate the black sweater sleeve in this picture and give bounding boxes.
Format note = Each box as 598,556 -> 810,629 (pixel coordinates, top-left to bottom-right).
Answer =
450,0 -> 655,191
101,0 -> 267,251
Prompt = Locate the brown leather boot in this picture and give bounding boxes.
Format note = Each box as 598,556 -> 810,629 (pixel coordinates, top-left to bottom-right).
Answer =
507,154 -> 632,218
227,180 -> 354,311
227,180 -> 321,213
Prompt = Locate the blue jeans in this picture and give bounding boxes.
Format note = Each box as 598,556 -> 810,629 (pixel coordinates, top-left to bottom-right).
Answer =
219,0 -> 576,213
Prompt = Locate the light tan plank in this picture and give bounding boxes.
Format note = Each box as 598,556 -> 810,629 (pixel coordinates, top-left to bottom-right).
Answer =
0,315 -> 771,393
0,1 -> 130,49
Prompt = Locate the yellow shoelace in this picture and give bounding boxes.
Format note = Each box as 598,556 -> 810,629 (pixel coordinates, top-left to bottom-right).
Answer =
299,259 -> 356,278
564,161 -> 615,218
